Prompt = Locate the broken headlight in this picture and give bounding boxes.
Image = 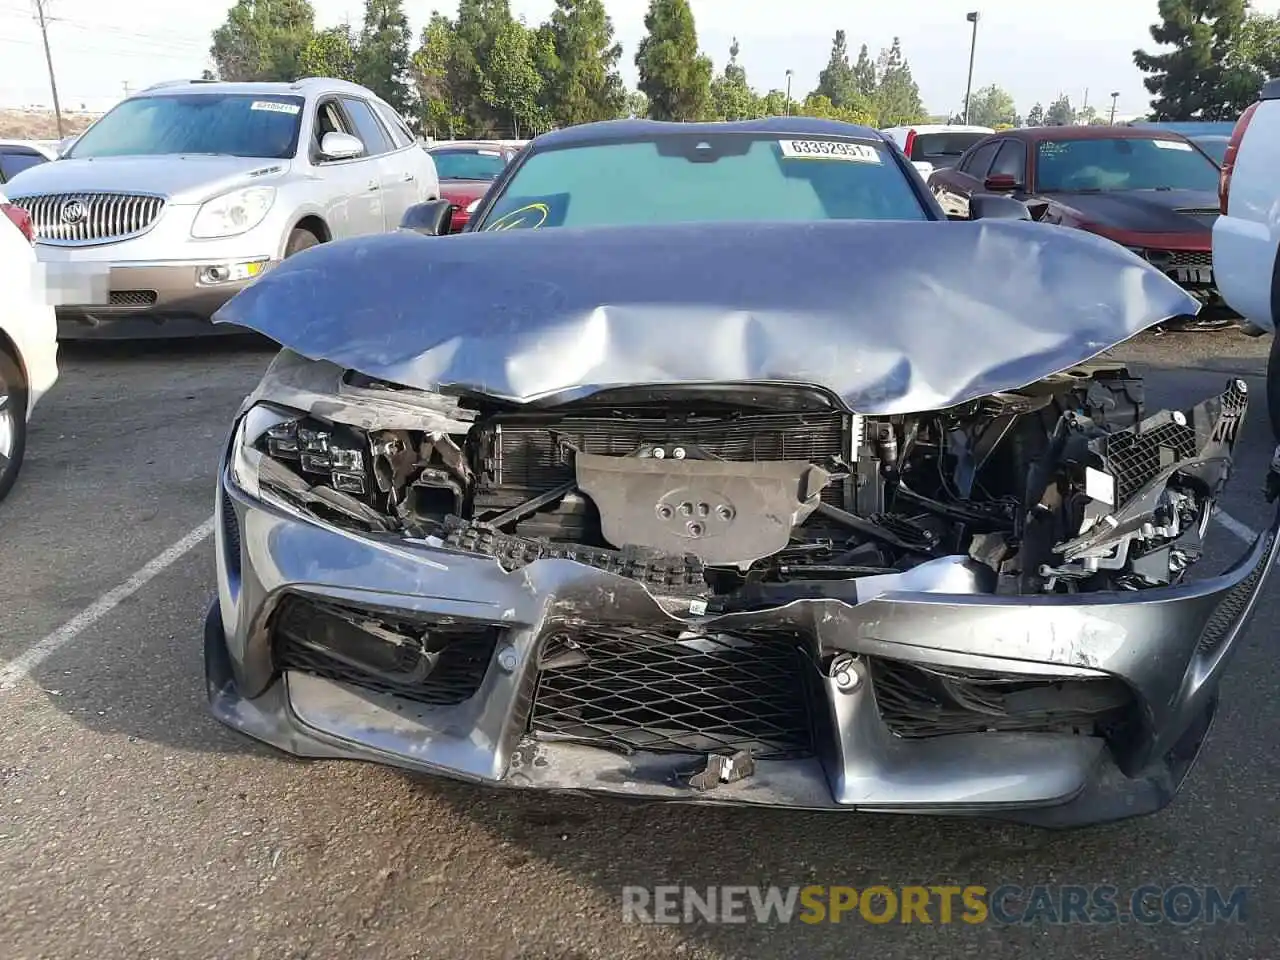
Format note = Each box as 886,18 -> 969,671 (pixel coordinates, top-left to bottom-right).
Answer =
231,404 -> 371,500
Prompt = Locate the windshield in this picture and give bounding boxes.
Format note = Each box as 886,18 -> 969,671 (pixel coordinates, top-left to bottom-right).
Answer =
1192,136 -> 1228,165
477,134 -> 928,230
431,148 -> 508,180
1035,137 -> 1219,192
68,94 -> 305,160
911,132 -> 988,164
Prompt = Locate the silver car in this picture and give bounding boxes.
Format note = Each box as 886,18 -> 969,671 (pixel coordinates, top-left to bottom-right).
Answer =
4,78 -> 439,339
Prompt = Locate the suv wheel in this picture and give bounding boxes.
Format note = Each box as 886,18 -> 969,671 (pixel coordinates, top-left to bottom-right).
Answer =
0,346 -> 28,504
285,227 -> 321,258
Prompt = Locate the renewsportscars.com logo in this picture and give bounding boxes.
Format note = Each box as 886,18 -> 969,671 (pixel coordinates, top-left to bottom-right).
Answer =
622,885 -> 1250,926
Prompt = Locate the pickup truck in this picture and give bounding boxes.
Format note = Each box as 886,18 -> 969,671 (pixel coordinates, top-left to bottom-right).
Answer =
1213,79 -> 1280,435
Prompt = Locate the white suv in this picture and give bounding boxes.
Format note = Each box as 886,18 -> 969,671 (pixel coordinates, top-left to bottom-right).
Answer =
3,78 -> 439,339
1213,78 -> 1280,434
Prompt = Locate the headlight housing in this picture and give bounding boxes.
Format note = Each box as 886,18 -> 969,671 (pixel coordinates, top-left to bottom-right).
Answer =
192,186 -> 276,239
232,404 -> 369,501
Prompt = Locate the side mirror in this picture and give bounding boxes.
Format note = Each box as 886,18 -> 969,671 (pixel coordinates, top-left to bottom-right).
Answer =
983,172 -> 1021,193
969,193 -> 1032,221
319,131 -> 365,161
399,199 -> 454,236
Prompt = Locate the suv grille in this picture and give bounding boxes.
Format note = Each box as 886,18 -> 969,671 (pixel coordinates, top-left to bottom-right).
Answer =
15,192 -> 165,244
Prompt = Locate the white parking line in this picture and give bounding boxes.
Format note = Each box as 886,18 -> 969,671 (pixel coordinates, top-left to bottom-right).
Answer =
1214,508 -> 1260,545
0,517 -> 215,693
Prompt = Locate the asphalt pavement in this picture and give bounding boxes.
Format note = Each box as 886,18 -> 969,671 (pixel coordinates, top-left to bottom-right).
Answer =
1,330 -> 1277,960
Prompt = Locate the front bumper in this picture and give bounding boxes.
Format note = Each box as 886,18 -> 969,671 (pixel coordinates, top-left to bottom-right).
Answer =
207,466 -> 1280,827
41,258 -> 275,339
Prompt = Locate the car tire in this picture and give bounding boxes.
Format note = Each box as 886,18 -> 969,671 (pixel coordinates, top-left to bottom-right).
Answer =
1268,332 -> 1280,441
0,346 -> 29,504
285,227 -> 321,258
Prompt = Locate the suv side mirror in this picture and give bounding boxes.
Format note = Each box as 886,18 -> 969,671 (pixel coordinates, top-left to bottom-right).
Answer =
399,199 -> 454,236
319,131 -> 365,161
970,194 -> 1032,221
983,172 -> 1021,192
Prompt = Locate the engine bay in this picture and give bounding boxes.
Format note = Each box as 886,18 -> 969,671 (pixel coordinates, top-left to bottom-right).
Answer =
250,362 -> 1248,605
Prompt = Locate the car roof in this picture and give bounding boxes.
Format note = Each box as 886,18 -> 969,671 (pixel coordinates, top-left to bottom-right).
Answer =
531,116 -> 885,150
882,124 -> 994,135
1005,125 -> 1196,143
137,78 -> 374,100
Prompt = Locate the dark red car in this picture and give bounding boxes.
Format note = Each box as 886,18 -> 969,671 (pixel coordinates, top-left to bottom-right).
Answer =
426,141 -> 519,233
929,126 -> 1230,327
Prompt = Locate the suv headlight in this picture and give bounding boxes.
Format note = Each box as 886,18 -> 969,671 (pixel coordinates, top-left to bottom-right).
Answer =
231,404 -> 369,501
192,186 -> 276,239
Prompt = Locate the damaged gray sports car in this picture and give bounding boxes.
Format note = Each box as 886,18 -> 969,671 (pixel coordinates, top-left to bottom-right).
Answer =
206,119 -> 1280,827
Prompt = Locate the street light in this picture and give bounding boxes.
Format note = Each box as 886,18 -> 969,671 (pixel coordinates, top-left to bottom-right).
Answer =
963,11 -> 980,125
1109,91 -> 1120,125
785,69 -> 793,116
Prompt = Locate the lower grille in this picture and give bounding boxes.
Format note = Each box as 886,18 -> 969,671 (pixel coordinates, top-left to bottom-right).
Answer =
273,596 -> 499,706
109,290 -> 158,307
1197,531 -> 1275,655
220,490 -> 241,578
1160,250 -> 1213,267
871,659 -> 1131,738
529,625 -> 817,759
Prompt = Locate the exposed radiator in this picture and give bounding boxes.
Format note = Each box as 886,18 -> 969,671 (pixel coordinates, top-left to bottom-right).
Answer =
477,411 -> 851,511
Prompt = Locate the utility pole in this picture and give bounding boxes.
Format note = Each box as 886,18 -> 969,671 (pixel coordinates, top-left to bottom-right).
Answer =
1109,91 -> 1120,125
32,0 -> 64,137
963,12 -> 980,125
785,70 -> 793,116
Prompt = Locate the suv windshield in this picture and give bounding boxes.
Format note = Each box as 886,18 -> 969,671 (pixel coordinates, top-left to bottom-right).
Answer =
1035,137 -> 1219,192
911,132 -> 988,164
476,134 -> 928,230
431,148 -> 508,181
68,93 -> 305,160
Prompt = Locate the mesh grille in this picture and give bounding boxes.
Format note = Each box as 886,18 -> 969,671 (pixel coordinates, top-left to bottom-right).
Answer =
220,490 -> 241,578
13,192 -> 165,244
871,659 -> 1131,738
109,290 -> 158,307
273,598 -> 499,706
1197,531 -> 1275,656
529,626 -> 816,759
1159,250 -> 1213,267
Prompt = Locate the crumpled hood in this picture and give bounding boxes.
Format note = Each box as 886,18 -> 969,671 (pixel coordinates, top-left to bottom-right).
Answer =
215,219 -> 1199,415
5,154 -> 289,205
1052,189 -> 1219,235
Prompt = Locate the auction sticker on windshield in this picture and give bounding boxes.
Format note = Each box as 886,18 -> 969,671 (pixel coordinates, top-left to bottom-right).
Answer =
778,140 -> 882,163
251,101 -> 302,114
1152,139 -> 1193,151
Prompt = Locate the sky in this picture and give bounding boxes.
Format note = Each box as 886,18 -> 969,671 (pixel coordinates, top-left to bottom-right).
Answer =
2,0 -> 1278,119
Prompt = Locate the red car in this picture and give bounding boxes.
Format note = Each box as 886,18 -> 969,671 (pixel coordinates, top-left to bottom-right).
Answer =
929,126 -> 1230,328
426,141 -> 519,232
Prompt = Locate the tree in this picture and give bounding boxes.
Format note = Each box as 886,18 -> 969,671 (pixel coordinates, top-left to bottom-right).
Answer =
210,0 -> 316,82
815,29 -> 858,107
412,13 -> 466,138
798,91 -> 874,126
1045,93 -> 1075,125
1226,11 -> 1280,85
851,43 -> 877,99
445,0 -> 520,135
872,37 -> 926,126
624,89 -> 649,118
299,24 -> 358,81
542,0 -> 626,126
357,0 -> 413,115
1026,102 -> 1045,126
709,37 -> 759,120
758,88 -> 789,117
965,84 -> 1017,127
485,18 -> 546,137
635,0 -> 713,121
1134,0 -> 1257,120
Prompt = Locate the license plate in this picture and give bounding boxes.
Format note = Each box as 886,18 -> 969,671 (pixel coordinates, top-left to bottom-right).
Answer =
1170,266 -> 1213,285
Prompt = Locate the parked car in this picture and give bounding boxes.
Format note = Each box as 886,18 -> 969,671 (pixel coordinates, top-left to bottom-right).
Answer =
930,126 -> 1229,328
1214,78 -> 1280,435
203,117 -> 1277,829
1127,120 -> 1236,165
425,140 -> 518,232
0,189 -> 58,502
0,140 -> 57,185
3,78 -> 439,339
880,124 -> 994,181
